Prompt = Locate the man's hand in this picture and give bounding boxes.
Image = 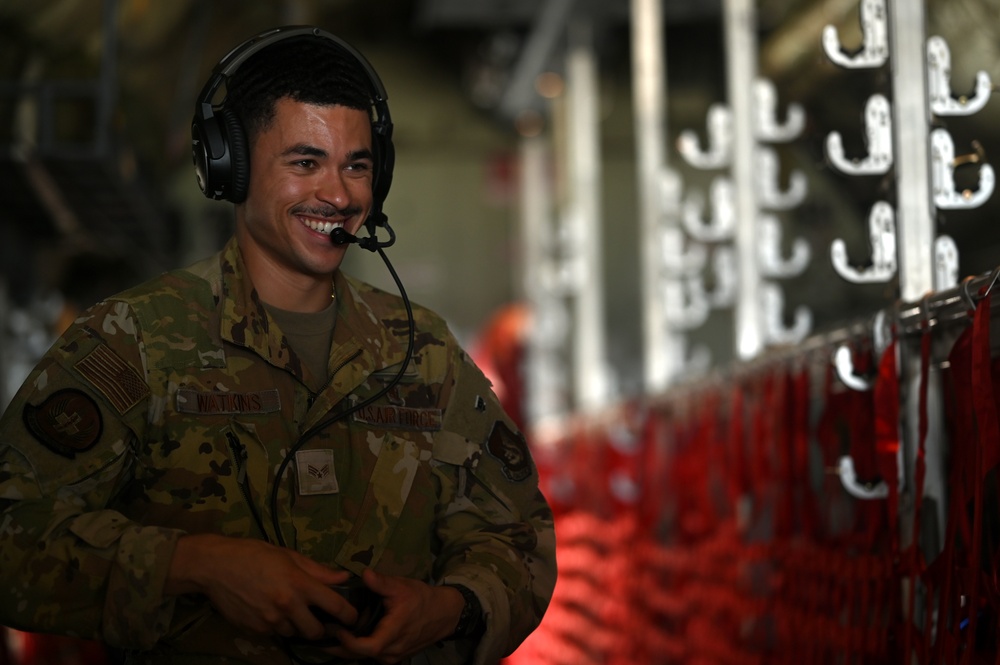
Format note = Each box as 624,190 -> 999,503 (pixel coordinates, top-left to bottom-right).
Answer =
164,534 -> 357,640
325,568 -> 467,664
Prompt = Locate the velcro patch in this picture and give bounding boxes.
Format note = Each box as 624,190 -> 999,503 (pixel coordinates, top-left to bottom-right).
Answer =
486,421 -> 531,482
75,344 -> 149,414
176,389 -> 281,415
295,449 -> 339,495
23,389 -> 103,459
352,405 -> 443,431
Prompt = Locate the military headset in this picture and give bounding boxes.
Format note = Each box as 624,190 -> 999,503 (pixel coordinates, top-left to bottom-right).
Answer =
191,25 -> 396,243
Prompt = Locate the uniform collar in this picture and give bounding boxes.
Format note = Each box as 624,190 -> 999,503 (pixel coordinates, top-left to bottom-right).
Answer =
215,237 -> 408,391
302,270 -> 409,423
216,237 -> 302,374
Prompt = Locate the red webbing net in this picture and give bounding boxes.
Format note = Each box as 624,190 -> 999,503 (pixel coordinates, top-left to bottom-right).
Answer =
509,294 -> 1000,664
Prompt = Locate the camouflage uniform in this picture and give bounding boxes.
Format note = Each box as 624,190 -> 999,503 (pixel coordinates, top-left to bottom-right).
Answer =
0,237 -> 556,665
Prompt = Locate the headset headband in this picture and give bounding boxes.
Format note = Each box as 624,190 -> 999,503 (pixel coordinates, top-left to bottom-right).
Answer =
192,25 -> 395,227
198,26 -> 389,113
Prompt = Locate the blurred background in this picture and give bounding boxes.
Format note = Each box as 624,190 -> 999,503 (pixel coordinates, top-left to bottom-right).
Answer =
3,0 -> 1000,663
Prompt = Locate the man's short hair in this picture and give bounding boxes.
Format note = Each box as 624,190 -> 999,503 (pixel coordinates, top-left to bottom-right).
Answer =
225,35 -> 374,143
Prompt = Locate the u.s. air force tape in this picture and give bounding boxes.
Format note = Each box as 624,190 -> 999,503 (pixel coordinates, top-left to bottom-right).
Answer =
23,389 -> 103,459
352,404 -> 442,431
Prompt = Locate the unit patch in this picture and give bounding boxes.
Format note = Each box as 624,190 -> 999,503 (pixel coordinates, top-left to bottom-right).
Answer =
23,389 -> 103,459
75,344 -> 149,414
353,405 -> 443,431
176,389 -> 281,415
486,421 -> 531,482
295,449 -> 339,495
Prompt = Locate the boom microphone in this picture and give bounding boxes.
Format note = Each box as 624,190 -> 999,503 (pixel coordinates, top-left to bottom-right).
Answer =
330,227 -> 359,246
329,219 -> 396,252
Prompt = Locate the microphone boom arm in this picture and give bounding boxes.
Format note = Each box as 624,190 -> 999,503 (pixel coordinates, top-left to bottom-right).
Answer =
330,221 -> 396,252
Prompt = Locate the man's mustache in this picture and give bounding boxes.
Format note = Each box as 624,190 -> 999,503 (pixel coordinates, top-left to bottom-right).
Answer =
291,204 -> 363,218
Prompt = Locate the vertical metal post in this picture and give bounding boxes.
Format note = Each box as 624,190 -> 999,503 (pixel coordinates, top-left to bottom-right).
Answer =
724,0 -> 763,360
887,0 -> 944,567
630,0 -> 678,392
888,1 -> 935,300
566,18 -> 609,409
95,0 -> 120,158
521,134 -> 567,427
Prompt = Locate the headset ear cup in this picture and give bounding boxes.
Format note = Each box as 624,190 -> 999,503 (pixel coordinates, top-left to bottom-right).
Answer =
191,116 -> 215,198
375,133 -> 395,207
223,109 -> 251,203
369,123 -> 394,224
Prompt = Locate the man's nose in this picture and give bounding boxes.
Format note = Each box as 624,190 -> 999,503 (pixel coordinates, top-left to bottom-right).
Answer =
316,172 -> 351,209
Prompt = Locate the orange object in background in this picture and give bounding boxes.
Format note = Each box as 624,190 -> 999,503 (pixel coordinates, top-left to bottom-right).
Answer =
1,629 -> 110,665
469,303 -> 531,433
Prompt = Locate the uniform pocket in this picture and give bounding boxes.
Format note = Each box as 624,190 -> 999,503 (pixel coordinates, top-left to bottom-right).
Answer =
431,430 -> 480,467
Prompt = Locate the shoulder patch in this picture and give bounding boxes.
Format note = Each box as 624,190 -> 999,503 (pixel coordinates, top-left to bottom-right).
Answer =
486,421 -> 531,482
75,343 -> 149,414
22,389 -> 103,458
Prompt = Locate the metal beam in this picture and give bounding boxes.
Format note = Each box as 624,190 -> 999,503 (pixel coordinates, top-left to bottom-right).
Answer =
497,0 -> 578,121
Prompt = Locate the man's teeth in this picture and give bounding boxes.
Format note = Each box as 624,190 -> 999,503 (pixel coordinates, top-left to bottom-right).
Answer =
303,219 -> 343,235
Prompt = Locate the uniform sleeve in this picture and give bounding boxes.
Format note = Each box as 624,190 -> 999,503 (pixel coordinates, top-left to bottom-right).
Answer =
432,348 -> 556,665
0,301 -> 184,648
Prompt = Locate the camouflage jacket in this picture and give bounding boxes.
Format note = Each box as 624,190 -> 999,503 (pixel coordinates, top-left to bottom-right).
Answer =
0,237 -> 556,665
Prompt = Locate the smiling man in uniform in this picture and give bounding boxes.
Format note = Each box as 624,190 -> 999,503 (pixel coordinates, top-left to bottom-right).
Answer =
0,26 -> 556,665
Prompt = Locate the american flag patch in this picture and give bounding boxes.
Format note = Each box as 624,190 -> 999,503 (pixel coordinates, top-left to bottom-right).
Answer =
75,344 -> 149,414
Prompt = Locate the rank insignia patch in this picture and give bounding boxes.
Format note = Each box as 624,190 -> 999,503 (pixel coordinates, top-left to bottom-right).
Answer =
486,421 -> 531,482
23,389 -> 103,459
295,449 -> 339,495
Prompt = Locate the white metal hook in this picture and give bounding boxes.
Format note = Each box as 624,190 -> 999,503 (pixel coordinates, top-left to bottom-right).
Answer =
930,129 -> 995,209
833,345 -> 873,391
927,35 -> 993,117
822,0 -> 888,69
830,200 -> 897,283
756,147 -> 808,210
677,103 -> 732,170
836,456 -> 892,499
541,210 -> 588,295
661,226 -> 708,276
754,78 -> 806,143
825,94 -> 893,175
682,177 -> 735,242
758,214 -> 810,278
664,275 -> 710,330
707,246 -> 737,308
761,282 -> 811,345
872,308 -> 891,355
832,310 -> 891,392
934,234 -> 959,291
835,322 -> 902,499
